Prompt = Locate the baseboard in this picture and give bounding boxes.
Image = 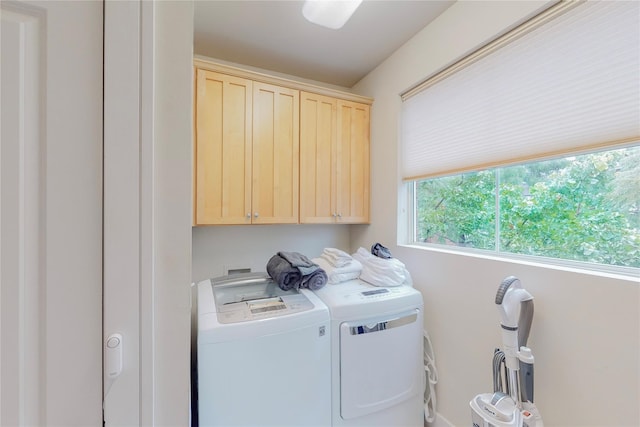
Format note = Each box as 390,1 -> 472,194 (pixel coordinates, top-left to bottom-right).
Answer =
425,412 -> 456,427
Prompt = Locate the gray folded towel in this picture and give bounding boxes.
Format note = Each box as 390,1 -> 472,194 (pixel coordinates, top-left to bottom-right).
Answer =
267,254 -> 302,291
302,269 -> 328,290
267,251 -> 328,291
278,251 -> 319,276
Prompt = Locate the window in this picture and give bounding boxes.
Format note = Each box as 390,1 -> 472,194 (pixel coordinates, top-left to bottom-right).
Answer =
413,145 -> 640,269
400,1 -> 639,273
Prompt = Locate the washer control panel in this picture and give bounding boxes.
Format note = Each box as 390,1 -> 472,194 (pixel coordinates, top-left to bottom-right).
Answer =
215,293 -> 314,324
212,276 -> 315,324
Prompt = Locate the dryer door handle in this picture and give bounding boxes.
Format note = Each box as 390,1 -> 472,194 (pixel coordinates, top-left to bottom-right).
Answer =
349,312 -> 418,335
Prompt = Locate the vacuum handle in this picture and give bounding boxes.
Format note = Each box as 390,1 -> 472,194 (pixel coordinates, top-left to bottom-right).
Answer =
518,299 -> 534,348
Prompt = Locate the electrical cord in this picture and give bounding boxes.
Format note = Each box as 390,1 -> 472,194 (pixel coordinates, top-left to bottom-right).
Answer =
424,330 -> 439,423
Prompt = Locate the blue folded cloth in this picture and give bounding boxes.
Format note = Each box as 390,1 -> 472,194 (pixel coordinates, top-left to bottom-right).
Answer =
266,252 -> 327,291
371,242 -> 392,259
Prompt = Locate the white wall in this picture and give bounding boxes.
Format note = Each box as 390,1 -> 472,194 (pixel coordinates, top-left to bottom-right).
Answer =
351,1 -> 640,426
192,225 -> 349,283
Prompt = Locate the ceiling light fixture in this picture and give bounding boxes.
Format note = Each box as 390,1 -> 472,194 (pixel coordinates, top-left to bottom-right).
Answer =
302,0 -> 363,30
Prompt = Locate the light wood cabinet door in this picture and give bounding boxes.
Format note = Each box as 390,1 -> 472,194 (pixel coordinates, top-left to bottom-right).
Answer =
336,100 -> 370,223
299,91 -> 337,223
252,82 -> 300,224
300,94 -> 370,224
195,69 -> 252,224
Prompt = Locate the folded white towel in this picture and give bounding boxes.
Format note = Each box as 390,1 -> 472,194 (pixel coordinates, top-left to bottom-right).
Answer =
313,257 -> 362,285
323,247 -> 351,257
352,247 -> 411,287
321,247 -> 353,268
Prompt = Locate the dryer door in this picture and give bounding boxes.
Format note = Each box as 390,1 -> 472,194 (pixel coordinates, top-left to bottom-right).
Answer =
339,309 -> 422,420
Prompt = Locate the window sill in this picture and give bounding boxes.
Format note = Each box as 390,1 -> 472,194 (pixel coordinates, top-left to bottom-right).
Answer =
399,243 -> 640,283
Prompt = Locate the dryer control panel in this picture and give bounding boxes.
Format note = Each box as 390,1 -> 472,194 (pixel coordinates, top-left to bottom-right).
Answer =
348,285 -> 414,301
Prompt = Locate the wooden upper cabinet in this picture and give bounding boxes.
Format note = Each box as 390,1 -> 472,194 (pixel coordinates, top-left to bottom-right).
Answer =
299,92 -> 337,223
252,82 -> 300,224
194,60 -> 370,226
300,93 -> 370,224
336,100 -> 370,223
194,69 -> 300,225
195,69 -> 252,225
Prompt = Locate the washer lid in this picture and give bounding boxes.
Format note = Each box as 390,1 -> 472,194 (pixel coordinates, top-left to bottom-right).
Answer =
211,273 -> 314,324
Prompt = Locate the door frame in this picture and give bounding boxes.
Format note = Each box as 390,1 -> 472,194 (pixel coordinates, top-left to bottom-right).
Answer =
103,1 -> 193,424
103,1 -> 143,423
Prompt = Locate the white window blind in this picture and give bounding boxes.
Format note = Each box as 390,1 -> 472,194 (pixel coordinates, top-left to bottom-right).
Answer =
401,0 -> 640,181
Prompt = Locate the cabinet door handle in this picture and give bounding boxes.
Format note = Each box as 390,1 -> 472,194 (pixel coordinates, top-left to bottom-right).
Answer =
332,213 -> 337,218
254,212 -> 259,218
337,213 -> 342,218
246,213 -> 251,218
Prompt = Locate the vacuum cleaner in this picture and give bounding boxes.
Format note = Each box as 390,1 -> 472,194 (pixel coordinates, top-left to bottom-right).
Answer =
470,276 -> 543,427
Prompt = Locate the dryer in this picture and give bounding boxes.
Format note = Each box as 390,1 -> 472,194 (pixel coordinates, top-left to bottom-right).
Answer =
195,273 -> 331,427
313,280 -> 424,427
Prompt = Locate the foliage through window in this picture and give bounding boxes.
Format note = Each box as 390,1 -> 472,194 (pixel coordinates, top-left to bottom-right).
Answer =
413,145 -> 640,269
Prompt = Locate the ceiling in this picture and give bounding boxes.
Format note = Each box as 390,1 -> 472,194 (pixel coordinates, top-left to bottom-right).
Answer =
193,0 -> 456,88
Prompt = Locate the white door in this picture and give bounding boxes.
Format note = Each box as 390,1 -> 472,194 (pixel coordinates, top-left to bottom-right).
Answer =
1,1 -> 103,425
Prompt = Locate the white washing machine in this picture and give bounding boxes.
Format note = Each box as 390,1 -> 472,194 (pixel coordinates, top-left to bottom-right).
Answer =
195,273 -> 331,427
313,279 -> 424,427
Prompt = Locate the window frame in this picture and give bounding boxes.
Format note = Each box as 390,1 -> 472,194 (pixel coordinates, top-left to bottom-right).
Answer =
404,147 -> 640,279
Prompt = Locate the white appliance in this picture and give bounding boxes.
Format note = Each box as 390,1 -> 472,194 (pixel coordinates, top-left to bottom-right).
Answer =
195,273 -> 331,427
470,276 -> 543,427
313,280 -> 424,427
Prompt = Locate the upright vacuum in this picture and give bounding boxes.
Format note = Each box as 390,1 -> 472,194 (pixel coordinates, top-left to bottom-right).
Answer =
470,276 -> 543,427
